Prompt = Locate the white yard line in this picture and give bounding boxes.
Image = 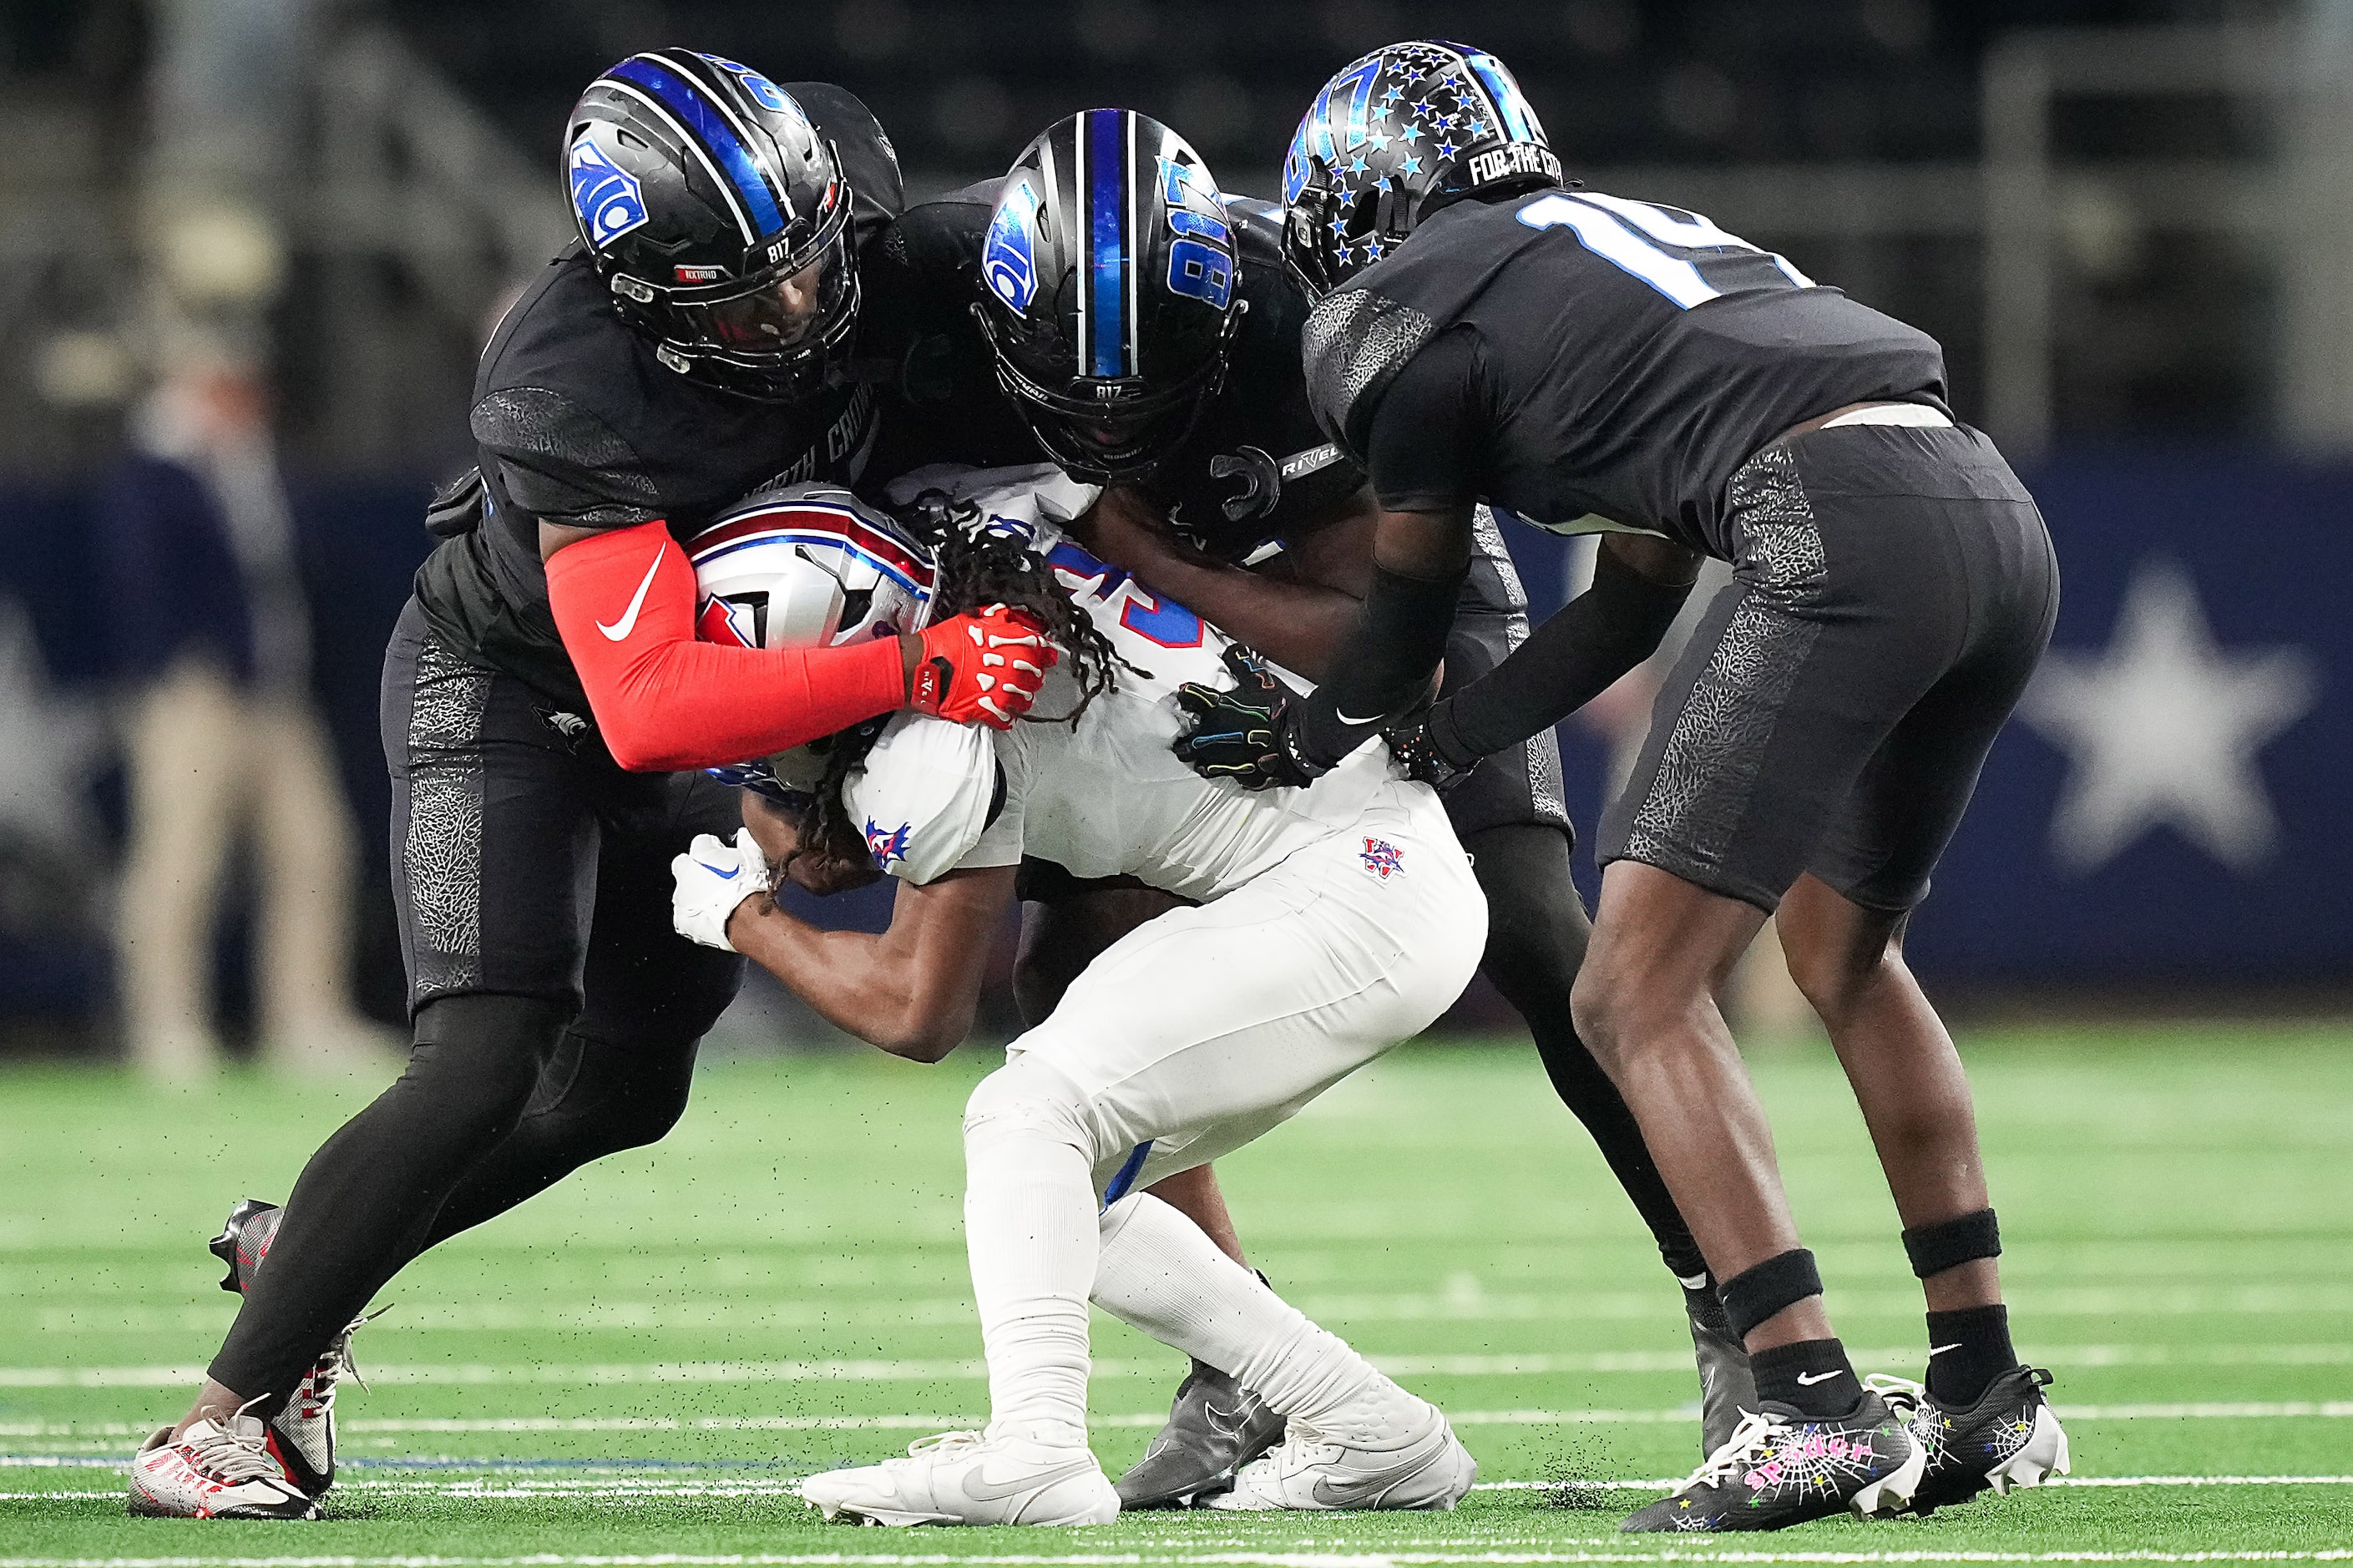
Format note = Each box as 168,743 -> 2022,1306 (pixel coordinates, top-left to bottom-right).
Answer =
6,1402 -> 2350,1449
4,1544 -> 2353,1554
7,1344 -> 2350,1389
11,1474 -> 2353,1500
27,1285 -> 2353,1333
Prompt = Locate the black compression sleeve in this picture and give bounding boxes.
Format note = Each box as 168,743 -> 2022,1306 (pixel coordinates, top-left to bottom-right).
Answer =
1362,327 -> 1485,514
1442,542 -> 1697,756
1296,560 -> 1467,766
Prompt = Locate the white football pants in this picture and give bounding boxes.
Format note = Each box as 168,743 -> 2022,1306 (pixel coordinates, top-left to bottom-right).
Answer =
961,786 -> 1486,1446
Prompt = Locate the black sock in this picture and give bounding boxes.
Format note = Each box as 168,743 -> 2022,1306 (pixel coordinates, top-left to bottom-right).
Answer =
1925,1305 -> 2017,1406
1750,1338 -> 1861,1418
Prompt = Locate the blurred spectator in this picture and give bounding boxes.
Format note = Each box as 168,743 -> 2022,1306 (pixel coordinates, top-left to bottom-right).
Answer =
97,345 -> 387,1075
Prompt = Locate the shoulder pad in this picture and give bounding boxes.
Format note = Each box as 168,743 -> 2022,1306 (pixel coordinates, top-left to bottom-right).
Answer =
843,713 -> 1001,883
1299,287 -> 1438,453
470,387 -> 661,524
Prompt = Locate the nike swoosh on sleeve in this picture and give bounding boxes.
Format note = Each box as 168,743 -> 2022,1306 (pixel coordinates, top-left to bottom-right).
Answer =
597,551 -> 667,641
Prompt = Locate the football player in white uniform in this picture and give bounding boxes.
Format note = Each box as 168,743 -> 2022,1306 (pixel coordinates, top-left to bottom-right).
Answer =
670,466 -> 1487,1525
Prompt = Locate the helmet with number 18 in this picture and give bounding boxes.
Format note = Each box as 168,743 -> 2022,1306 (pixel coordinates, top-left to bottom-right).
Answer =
1279,41 -> 1565,300
972,109 -> 1245,482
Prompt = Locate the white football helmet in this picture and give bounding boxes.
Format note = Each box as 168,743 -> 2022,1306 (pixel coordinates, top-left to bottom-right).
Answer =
689,485 -> 938,797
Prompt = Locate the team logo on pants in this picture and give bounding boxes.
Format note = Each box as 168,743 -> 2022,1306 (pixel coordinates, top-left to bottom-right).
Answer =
864,818 -> 914,871
1360,837 -> 1405,879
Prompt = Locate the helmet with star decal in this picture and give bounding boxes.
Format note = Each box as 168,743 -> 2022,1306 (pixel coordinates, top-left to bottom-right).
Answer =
1278,40 -> 1563,299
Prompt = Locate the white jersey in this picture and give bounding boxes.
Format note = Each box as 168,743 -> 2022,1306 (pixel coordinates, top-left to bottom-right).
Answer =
847,463 -> 1422,903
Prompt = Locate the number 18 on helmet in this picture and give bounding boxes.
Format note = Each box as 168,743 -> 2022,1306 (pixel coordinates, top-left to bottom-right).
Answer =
973,109 -> 1244,483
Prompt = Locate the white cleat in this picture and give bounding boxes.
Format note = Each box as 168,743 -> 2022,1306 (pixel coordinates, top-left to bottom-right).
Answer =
1207,1380 -> 1476,1512
799,1429 -> 1120,1527
126,1414 -> 321,1520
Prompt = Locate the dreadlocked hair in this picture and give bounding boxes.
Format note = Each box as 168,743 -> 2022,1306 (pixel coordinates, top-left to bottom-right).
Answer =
789,490 -> 1136,883
926,503 -> 1136,726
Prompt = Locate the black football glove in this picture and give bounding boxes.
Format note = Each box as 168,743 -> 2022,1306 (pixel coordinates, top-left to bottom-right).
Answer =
1171,644 -> 1324,792
1384,695 -> 1485,793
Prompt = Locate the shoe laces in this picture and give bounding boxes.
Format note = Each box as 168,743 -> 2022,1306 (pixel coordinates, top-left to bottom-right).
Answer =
904,1429 -> 986,1459
306,1304 -> 392,1409
1678,1407 -> 1789,1491
180,1399 -> 292,1487
1864,1372 -> 1925,1415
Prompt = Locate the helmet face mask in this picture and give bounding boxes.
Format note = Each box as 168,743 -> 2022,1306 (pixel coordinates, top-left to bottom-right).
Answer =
1278,40 -> 1565,298
973,109 -> 1244,483
567,50 -> 863,402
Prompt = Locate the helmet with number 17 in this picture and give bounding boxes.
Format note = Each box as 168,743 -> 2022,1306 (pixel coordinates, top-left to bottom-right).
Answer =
1279,41 -> 1565,299
972,109 -> 1244,483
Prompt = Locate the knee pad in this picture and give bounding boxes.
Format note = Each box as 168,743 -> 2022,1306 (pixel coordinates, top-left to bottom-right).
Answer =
407,993 -> 574,1135
963,1055 -> 1102,1166
521,1029 -> 698,1159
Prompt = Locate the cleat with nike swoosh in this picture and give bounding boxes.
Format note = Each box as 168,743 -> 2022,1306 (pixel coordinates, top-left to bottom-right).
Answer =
1618,1389 -> 1923,1532
798,1429 -> 1118,1527
1868,1366 -> 2070,1515
1207,1378 -> 1475,1513
1116,1359 -> 1287,1509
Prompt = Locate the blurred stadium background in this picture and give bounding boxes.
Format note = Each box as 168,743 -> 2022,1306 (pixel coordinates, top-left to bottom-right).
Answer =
0,0 -> 2344,1055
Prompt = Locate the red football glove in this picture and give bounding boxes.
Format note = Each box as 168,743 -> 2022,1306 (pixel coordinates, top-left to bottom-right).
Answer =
908,604 -> 1058,726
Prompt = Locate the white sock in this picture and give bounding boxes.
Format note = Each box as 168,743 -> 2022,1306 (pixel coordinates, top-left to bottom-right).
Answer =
1093,1191 -> 1380,1426
962,1063 -> 1099,1449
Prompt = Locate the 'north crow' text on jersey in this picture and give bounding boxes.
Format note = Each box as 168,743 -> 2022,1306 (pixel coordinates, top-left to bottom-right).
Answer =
413,84 -> 903,710
1302,188 -> 1949,559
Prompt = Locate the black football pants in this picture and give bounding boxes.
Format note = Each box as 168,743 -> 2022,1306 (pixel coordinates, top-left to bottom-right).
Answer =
208,604 -> 742,1406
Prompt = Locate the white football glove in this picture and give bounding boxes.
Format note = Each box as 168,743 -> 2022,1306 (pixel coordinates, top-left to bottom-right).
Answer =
670,828 -> 773,952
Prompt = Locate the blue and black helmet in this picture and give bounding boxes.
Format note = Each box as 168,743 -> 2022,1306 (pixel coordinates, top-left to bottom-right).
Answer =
566,49 -> 858,401
1280,40 -> 1563,299
972,109 -> 1244,483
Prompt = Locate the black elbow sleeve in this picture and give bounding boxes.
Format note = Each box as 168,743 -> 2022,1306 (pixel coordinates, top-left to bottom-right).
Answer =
1446,544 -> 1695,757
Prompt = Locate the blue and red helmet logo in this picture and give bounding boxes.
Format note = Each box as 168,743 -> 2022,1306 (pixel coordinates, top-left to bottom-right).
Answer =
863,818 -> 914,870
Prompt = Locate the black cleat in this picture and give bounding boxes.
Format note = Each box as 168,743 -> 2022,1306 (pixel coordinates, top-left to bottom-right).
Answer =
1871,1367 -> 2070,1515
210,1198 -> 283,1294
1620,1390 -> 1923,1533
1115,1359 -> 1288,1509
1682,1284 -> 1758,1460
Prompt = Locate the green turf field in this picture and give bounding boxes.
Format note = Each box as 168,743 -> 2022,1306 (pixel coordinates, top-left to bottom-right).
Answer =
3,1023 -> 2350,1563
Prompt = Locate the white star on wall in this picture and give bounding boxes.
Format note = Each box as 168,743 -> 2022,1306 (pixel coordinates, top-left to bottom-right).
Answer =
2018,558 -> 2320,873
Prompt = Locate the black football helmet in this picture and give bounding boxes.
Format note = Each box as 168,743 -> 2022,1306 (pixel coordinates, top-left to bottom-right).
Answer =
566,49 -> 859,401
1279,40 -> 1565,299
971,109 -> 1244,482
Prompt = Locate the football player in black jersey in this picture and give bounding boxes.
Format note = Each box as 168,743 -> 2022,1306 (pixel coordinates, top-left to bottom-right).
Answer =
1176,42 -> 2068,1532
871,109 -> 1750,1507
128,54 -> 1056,1521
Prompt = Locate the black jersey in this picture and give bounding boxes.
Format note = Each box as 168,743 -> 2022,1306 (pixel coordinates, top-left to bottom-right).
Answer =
1302,188 -> 1949,559
412,83 -> 904,709
866,185 -> 1365,560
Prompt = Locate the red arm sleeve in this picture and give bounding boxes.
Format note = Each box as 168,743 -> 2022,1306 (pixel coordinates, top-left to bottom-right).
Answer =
544,520 -> 908,772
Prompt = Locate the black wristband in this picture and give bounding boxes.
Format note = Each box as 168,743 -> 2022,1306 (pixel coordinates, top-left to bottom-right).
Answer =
1902,1209 -> 2001,1279
1718,1247 -> 1824,1340
1422,696 -> 1483,771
